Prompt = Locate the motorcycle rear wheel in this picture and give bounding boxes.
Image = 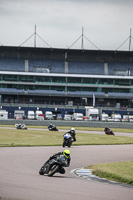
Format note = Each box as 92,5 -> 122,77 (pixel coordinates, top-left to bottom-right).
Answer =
48,164 -> 60,177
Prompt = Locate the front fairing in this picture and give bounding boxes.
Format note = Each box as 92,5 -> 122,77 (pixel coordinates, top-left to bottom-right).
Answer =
49,155 -> 68,167
64,133 -> 71,139
57,155 -> 68,167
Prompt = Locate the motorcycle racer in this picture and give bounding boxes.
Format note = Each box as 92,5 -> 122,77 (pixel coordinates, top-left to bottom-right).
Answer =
104,127 -> 115,135
67,128 -> 76,142
39,149 -> 71,175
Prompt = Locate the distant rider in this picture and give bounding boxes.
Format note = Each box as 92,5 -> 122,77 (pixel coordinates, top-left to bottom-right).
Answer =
104,127 -> 112,134
67,128 -> 76,142
48,123 -> 54,129
18,123 -> 22,128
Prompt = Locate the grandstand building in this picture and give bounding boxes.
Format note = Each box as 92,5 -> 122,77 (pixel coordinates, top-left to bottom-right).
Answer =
0,45 -> 133,116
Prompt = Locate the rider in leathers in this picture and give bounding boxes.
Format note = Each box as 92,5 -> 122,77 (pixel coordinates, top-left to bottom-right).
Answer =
67,128 -> 76,142
42,149 -> 71,174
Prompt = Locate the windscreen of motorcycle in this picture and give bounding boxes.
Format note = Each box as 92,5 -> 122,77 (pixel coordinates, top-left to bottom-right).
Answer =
64,133 -> 71,139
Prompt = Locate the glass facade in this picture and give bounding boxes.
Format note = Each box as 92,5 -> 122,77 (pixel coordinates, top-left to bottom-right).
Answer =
0,74 -> 132,89
0,72 -> 133,107
0,74 -> 133,92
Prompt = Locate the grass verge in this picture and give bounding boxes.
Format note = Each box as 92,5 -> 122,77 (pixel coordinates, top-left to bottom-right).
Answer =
88,161 -> 133,185
0,128 -> 133,147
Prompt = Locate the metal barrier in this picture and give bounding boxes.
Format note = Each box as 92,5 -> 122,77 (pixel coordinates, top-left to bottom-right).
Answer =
1,119 -> 133,129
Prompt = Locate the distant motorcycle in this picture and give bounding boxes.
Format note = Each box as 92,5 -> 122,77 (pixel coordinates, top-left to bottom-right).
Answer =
39,154 -> 69,177
104,127 -> 115,136
63,133 -> 72,147
15,123 -> 27,130
48,125 -> 58,131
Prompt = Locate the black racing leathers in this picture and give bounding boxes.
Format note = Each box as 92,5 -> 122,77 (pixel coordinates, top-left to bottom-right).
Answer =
48,152 -> 71,167
67,130 -> 76,142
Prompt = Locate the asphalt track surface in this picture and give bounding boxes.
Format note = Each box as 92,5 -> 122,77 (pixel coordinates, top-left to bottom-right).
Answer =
0,129 -> 133,200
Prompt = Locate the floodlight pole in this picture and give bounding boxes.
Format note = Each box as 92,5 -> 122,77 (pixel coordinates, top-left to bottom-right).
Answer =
68,27 -> 99,50
116,28 -> 133,51
81,27 -> 84,50
34,25 -> 36,48
19,25 -> 51,48
129,28 -> 132,51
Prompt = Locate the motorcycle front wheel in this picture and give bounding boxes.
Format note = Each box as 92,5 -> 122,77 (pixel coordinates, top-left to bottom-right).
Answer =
48,164 -> 60,177
63,141 -> 66,147
39,167 -> 45,175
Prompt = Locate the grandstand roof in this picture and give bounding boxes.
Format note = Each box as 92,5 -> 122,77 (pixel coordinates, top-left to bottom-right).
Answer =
0,45 -> 133,62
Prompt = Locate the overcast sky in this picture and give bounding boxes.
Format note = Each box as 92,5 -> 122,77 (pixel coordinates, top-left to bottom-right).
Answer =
0,0 -> 133,50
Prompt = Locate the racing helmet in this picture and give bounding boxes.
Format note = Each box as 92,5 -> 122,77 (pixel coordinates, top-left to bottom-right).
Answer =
71,128 -> 75,131
63,149 -> 70,158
